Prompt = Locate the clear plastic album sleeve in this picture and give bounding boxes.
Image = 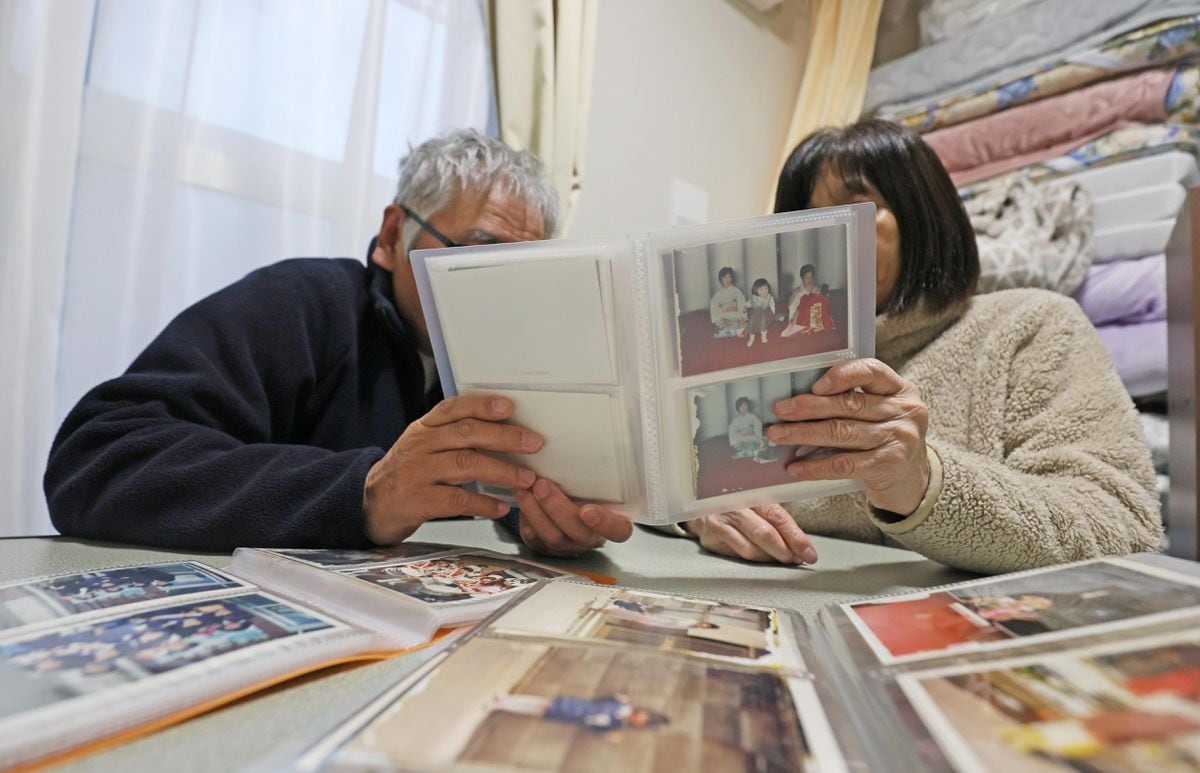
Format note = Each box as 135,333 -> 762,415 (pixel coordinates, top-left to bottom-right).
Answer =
294,554 -> 1200,772
411,204 -> 878,525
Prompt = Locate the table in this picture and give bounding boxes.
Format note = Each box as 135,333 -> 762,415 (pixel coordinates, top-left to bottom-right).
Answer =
0,520 -> 973,772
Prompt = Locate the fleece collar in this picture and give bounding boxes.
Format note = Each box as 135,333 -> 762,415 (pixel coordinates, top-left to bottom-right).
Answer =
875,296 -> 971,370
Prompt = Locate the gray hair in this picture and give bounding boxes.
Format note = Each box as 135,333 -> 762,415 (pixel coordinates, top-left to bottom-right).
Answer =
393,128 -> 559,248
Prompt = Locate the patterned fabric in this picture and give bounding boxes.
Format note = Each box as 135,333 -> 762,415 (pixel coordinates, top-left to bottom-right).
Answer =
967,176 -> 1094,295
1041,123 -> 1200,175
960,123 -> 1200,197
865,0 -> 1197,116
884,15 -> 1200,133
1166,61 -> 1200,119
927,66 -> 1182,186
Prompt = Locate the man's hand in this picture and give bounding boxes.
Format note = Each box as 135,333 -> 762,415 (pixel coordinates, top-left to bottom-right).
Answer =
769,358 -> 931,516
364,395 -> 542,544
685,505 -> 817,565
514,478 -> 633,558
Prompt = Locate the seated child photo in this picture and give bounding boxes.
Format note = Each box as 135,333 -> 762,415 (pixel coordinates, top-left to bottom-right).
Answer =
709,266 -> 747,338
728,397 -> 766,459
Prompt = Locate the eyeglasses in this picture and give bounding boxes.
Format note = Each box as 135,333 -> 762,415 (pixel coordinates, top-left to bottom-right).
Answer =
400,204 -> 461,248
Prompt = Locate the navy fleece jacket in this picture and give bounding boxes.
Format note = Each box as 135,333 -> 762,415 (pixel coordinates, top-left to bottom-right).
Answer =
44,254 -> 439,550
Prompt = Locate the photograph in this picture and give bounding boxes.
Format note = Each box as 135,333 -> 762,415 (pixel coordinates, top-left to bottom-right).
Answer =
487,582 -> 782,664
845,559 -> 1200,664
316,637 -> 830,772
268,545 -> 450,568
584,591 -> 775,660
689,368 -> 836,500
900,631 -> 1200,772
669,225 -> 851,378
0,563 -> 246,632
346,552 -> 563,605
0,593 -> 335,718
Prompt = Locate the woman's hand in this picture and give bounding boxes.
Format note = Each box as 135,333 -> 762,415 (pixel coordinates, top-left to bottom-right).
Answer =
769,358 -> 931,517
684,505 -> 818,565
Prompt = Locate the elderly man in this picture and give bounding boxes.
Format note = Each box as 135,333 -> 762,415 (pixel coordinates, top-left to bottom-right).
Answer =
45,129 -> 632,557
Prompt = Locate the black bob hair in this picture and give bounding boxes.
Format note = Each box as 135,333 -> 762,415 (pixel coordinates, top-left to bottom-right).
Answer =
773,119 -> 978,315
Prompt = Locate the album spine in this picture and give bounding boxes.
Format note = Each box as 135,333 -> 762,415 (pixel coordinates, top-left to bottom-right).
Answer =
629,236 -> 668,523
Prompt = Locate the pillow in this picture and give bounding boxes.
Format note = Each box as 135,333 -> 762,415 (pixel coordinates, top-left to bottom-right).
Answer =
1072,253 -> 1166,325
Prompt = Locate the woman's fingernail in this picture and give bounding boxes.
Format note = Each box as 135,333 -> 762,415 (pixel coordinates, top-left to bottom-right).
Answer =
522,431 -> 542,451
492,398 -> 511,415
533,479 -> 551,498
768,426 -> 787,442
580,506 -> 600,527
801,547 -> 818,564
813,376 -> 831,394
518,468 -> 536,487
776,400 -> 796,416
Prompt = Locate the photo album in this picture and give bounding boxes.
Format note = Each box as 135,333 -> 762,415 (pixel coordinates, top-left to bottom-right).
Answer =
296,554 -> 1200,772
411,204 -> 878,525
0,545 -> 594,769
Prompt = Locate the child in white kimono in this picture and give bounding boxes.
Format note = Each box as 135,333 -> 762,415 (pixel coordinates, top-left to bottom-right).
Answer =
709,266 -> 747,338
728,397 -> 764,458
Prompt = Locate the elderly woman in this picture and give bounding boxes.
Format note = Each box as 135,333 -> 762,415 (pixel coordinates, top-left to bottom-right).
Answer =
681,119 -> 1161,574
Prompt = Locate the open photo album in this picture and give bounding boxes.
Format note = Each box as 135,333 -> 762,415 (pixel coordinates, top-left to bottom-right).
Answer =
296,554 -> 1200,772
0,544 -> 589,769
411,204 -> 878,525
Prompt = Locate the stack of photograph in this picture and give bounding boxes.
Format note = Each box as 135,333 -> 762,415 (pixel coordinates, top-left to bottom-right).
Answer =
411,204 -> 877,526
297,555 -> 1200,772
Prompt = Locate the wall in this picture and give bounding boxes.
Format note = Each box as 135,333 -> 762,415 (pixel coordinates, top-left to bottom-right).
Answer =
569,0 -> 810,238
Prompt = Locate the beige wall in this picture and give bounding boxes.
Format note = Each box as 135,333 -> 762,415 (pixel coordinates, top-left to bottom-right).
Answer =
569,0 -> 810,238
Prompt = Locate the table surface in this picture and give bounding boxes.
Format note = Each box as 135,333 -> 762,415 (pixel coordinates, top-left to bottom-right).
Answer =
1,520 -> 974,772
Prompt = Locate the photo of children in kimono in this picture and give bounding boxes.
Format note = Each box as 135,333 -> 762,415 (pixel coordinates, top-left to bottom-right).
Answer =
346,552 -> 563,605
845,559 -> 1200,664
0,563 -> 245,632
690,368 -> 833,500
900,632 -> 1200,772
0,593 -> 333,717
327,637 -> 820,772
670,226 -> 850,378
268,544 -> 448,568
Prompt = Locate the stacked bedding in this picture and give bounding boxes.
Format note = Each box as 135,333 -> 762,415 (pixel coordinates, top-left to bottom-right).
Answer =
866,0 -> 1200,523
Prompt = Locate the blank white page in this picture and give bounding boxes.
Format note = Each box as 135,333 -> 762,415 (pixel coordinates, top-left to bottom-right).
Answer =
466,388 -> 624,503
429,258 -> 615,385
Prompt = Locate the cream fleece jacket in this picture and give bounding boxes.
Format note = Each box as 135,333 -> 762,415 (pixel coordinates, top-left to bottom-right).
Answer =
776,288 -> 1162,574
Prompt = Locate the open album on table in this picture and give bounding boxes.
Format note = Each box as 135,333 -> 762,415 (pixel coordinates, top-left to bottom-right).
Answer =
0,544 -> 592,769
296,553 -> 1200,772
410,205 -> 877,526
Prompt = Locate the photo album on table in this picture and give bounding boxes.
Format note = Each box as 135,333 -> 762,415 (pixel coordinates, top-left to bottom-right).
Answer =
0,544 -> 590,769
410,203 -> 878,524
297,554 -> 1200,773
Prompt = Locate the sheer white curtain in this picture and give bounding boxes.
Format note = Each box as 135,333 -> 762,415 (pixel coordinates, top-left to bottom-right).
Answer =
0,0 -> 494,537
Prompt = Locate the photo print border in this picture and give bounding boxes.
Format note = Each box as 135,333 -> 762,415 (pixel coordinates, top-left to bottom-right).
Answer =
664,222 -> 855,383
686,366 -> 843,502
841,558 -> 1200,666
